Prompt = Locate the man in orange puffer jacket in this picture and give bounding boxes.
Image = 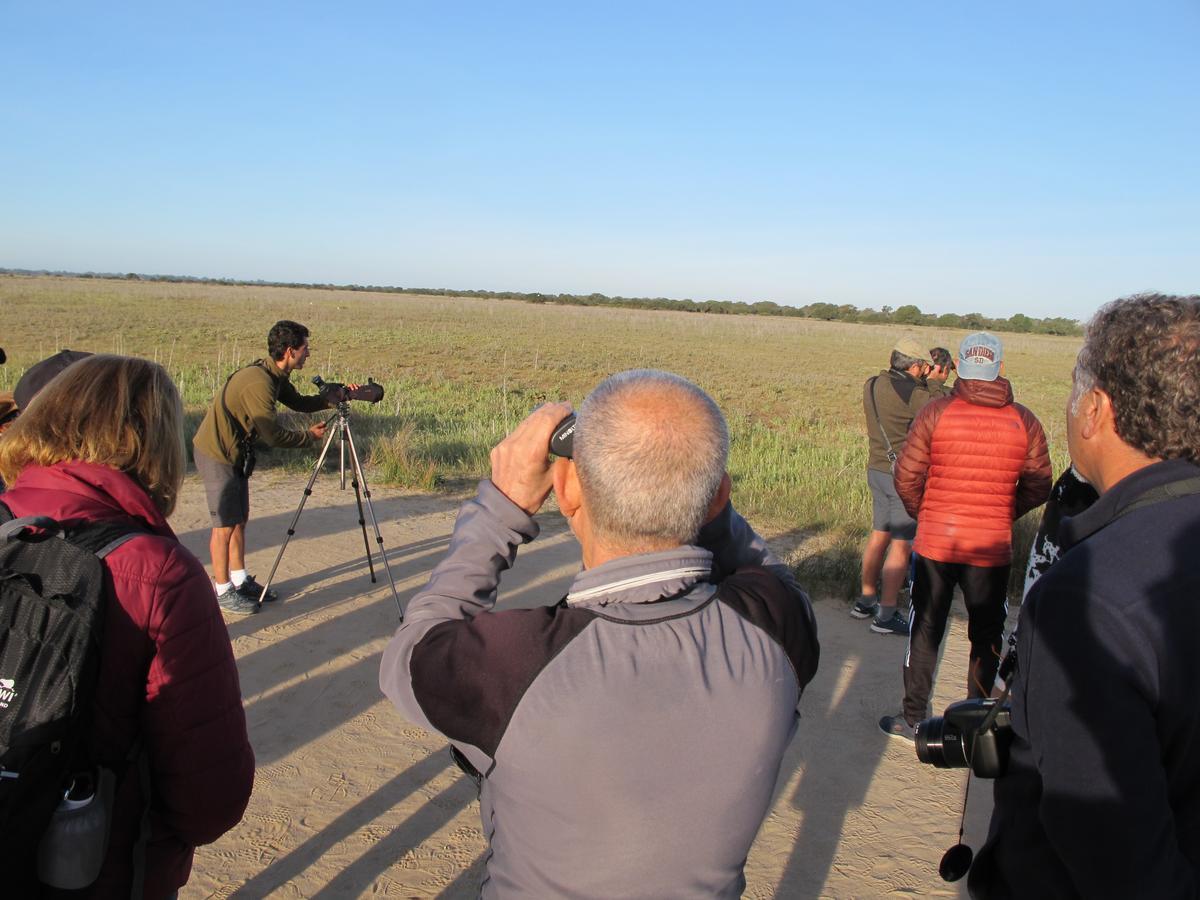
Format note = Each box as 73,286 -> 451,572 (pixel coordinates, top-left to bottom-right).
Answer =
880,332 -> 1052,740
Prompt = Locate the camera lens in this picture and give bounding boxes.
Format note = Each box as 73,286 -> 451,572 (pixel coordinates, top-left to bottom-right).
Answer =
915,716 -> 967,768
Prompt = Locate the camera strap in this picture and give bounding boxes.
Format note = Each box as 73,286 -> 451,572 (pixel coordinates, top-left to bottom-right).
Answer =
867,376 -> 899,468
1111,475 -> 1200,523
219,367 -> 258,474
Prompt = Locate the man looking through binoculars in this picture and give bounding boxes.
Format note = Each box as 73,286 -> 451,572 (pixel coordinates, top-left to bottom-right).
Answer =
193,320 -> 354,615
380,370 -> 819,897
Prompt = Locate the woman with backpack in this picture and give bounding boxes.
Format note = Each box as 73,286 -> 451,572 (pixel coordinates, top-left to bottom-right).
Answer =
0,354 -> 254,899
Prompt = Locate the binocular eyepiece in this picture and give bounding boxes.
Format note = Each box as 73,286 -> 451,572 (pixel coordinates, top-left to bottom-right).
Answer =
312,375 -> 384,404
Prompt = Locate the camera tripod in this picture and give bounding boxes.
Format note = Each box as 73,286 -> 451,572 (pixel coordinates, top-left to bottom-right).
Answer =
256,401 -> 403,620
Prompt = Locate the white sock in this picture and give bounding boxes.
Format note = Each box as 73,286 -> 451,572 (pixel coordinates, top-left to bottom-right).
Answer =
215,581 -> 233,594
231,569 -> 248,586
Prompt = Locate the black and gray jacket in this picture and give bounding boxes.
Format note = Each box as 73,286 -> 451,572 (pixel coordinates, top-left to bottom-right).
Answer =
379,481 -> 819,898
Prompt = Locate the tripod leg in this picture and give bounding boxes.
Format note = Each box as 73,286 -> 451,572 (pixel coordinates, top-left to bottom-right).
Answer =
350,459 -> 377,584
342,421 -> 404,621
256,419 -> 341,606
339,425 -> 347,491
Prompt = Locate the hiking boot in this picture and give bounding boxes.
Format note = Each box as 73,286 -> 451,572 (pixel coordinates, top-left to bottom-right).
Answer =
217,584 -> 261,616
236,575 -> 279,603
880,713 -> 915,742
870,609 -> 910,636
850,596 -> 879,619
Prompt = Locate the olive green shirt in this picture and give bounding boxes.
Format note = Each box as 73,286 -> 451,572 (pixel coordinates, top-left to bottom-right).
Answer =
863,368 -> 948,474
193,359 -> 330,466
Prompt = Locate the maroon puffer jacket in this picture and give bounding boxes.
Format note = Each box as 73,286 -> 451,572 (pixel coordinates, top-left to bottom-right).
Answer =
2,462 -> 254,899
895,378 -> 1052,567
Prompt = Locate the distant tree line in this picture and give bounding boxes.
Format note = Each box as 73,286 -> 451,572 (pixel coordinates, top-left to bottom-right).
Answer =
1,268 -> 1083,336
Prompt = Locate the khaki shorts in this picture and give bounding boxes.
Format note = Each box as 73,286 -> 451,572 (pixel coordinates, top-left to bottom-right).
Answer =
195,450 -> 250,527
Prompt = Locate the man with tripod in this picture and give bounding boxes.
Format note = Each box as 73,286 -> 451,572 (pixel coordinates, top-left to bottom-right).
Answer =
193,320 -> 332,615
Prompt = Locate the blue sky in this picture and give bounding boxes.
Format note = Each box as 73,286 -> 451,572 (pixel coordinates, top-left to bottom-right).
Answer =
3,1 -> 1196,320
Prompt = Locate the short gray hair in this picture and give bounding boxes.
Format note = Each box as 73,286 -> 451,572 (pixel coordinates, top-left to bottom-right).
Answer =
574,370 -> 729,549
890,350 -> 925,372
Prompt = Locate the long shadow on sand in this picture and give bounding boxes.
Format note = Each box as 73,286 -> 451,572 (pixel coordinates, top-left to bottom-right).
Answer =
756,527 -> 899,898
222,530 -> 451,643
227,752 -> 463,898
771,642 -> 892,898
308,771 -> 480,899
227,518 -> 579,894
235,530 -> 573,711
175,489 -> 420,560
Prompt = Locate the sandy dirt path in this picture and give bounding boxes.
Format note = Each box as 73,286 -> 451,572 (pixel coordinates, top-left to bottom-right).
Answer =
172,472 -> 997,899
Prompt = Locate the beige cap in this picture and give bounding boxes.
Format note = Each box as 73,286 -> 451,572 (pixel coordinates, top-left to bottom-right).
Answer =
892,337 -> 931,363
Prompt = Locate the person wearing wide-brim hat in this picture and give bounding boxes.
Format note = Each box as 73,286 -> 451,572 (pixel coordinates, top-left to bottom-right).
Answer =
854,336 -> 952,635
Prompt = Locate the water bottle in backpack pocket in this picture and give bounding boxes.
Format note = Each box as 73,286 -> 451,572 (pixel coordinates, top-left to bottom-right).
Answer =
37,765 -> 117,889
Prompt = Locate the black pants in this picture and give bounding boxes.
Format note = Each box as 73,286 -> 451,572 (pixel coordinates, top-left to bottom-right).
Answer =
902,556 -> 1010,725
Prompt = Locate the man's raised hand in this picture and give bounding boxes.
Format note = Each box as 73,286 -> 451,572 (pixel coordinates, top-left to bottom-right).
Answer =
490,402 -> 574,515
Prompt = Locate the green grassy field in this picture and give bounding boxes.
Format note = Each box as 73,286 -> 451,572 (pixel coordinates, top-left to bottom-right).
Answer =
1,275 -> 1082,595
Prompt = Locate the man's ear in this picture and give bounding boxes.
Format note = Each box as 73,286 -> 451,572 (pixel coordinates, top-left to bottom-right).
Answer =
1082,387 -> 1115,440
553,458 -> 581,517
703,472 -> 732,525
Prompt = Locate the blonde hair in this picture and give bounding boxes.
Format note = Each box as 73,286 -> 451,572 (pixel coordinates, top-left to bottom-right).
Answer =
0,355 -> 186,516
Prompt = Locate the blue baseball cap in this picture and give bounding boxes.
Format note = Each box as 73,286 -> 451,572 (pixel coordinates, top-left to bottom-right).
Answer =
957,332 -> 1003,381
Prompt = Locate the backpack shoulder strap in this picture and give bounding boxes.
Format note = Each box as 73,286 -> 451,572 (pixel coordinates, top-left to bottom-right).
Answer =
64,519 -> 150,559
0,504 -> 146,558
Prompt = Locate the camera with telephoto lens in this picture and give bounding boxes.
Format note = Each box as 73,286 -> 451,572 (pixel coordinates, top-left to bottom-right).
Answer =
311,375 -> 384,405
915,697 -> 1013,778
930,346 -> 955,373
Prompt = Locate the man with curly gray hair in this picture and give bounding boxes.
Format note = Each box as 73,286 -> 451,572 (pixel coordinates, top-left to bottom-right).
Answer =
970,293 -> 1200,898
381,370 -> 819,898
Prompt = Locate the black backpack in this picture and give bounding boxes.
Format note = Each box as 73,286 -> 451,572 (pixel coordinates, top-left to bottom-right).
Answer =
0,501 -> 145,894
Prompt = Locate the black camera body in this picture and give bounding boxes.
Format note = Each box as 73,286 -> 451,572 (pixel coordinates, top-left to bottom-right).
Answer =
916,698 -> 1013,779
930,346 -> 955,372
312,376 -> 384,405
